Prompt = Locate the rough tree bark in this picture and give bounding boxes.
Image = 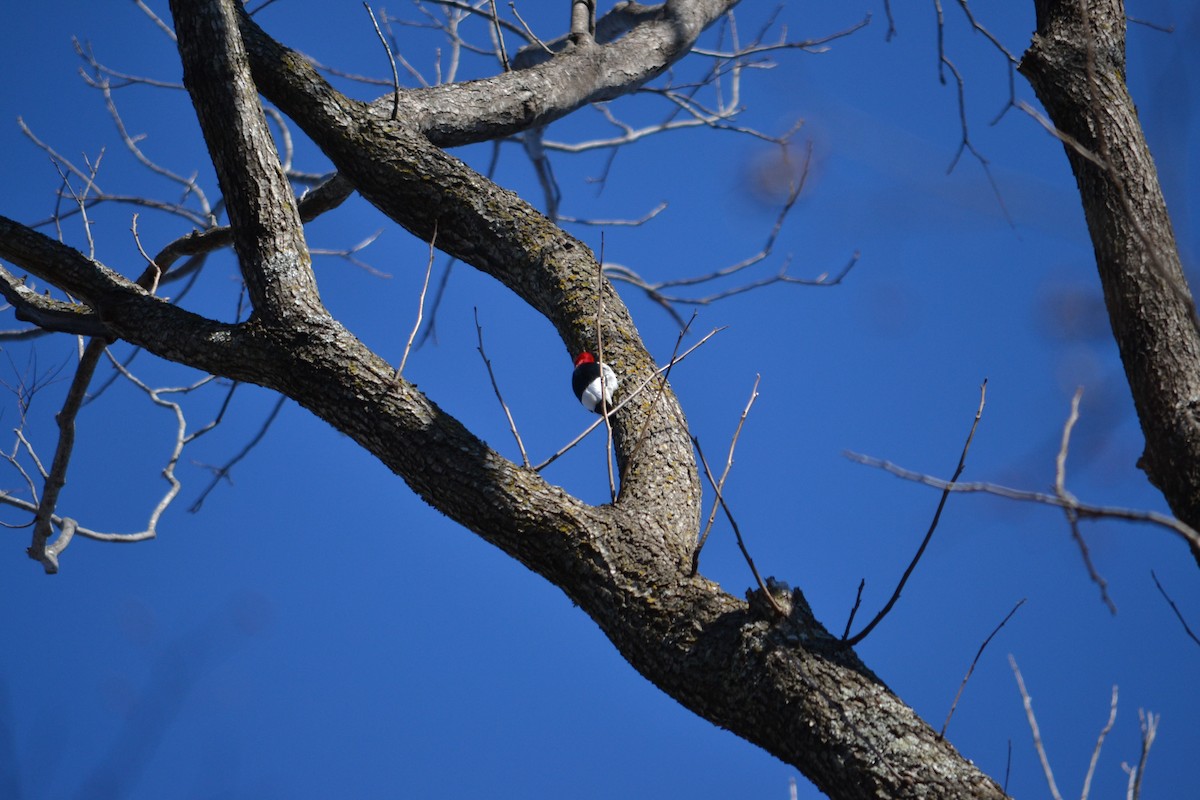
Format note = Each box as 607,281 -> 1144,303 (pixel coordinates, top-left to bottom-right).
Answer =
0,0 -> 1188,797
1021,0 -> 1200,566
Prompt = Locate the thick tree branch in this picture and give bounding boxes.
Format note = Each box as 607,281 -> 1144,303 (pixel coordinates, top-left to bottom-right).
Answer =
232,7 -> 701,529
170,0 -> 321,321
237,1 -> 737,149
1020,0 -> 1200,561
0,215 -> 248,374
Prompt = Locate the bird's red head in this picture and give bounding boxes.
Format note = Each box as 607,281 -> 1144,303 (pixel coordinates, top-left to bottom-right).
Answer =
573,351 -> 596,367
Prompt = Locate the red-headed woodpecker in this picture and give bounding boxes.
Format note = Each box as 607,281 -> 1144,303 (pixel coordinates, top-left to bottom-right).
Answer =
572,351 -> 618,414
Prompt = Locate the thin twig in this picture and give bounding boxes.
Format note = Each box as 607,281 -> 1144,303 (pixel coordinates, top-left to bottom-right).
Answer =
846,456 -> 1200,558
693,435 -> 781,615
841,579 -> 866,640
693,374 -> 760,573
189,394 -> 286,513
1128,709 -> 1158,800
396,223 -> 437,379
486,0 -> 510,70
1056,387 -> 1116,613
1150,570 -> 1200,647
131,214 -> 162,296
474,308 -> 529,467
844,380 -> 987,646
1010,655 -> 1065,800
1082,686 -> 1119,800
363,2 -> 402,120
940,597 -> 1025,738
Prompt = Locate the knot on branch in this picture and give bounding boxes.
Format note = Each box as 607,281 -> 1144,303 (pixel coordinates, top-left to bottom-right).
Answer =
746,577 -> 822,646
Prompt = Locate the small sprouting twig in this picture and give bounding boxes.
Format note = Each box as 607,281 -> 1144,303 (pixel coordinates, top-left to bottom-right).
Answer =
692,374 -> 760,574
474,308 -> 529,468
1082,686 -> 1119,800
396,224 -> 437,380
693,434 -> 781,615
1150,569 -> 1200,648
844,379 -> 987,646
486,0 -> 510,70
535,326 -> 725,472
363,2 -> 402,120
841,579 -> 866,640
131,214 -> 162,296
1010,655 -> 1065,800
1056,387 -> 1116,614
940,597 -> 1025,738
509,2 -> 553,55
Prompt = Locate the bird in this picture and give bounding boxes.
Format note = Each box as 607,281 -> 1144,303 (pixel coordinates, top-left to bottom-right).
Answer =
571,351 -> 618,414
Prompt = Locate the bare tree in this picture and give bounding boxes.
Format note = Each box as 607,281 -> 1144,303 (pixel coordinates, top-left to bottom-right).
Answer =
0,1 -> 1191,797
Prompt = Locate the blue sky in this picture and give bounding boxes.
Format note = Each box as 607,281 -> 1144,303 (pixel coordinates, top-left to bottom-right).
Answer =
1,1 -> 1198,798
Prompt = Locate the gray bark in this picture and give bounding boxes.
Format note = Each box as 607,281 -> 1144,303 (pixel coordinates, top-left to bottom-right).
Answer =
5,0 -> 1189,795
1020,0 -> 1200,566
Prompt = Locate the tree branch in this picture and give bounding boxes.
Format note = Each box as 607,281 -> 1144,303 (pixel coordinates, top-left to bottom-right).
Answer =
170,0 -> 321,321
1021,0 -> 1200,560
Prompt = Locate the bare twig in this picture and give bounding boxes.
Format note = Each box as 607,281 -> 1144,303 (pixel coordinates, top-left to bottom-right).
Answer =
1010,655 -> 1065,800
844,380 -> 987,646
396,225 -> 437,380
940,597 -> 1025,738
693,434 -> 781,615
845,456 -> 1200,559
693,374 -> 760,573
1126,709 -> 1158,800
189,393 -> 286,513
1150,569 -> 1200,648
131,214 -> 162,296
474,308 -> 529,468
841,579 -> 867,640
486,0 -> 510,70
1055,388 -> 1116,613
1082,686 -> 1119,800
363,2 -> 401,120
